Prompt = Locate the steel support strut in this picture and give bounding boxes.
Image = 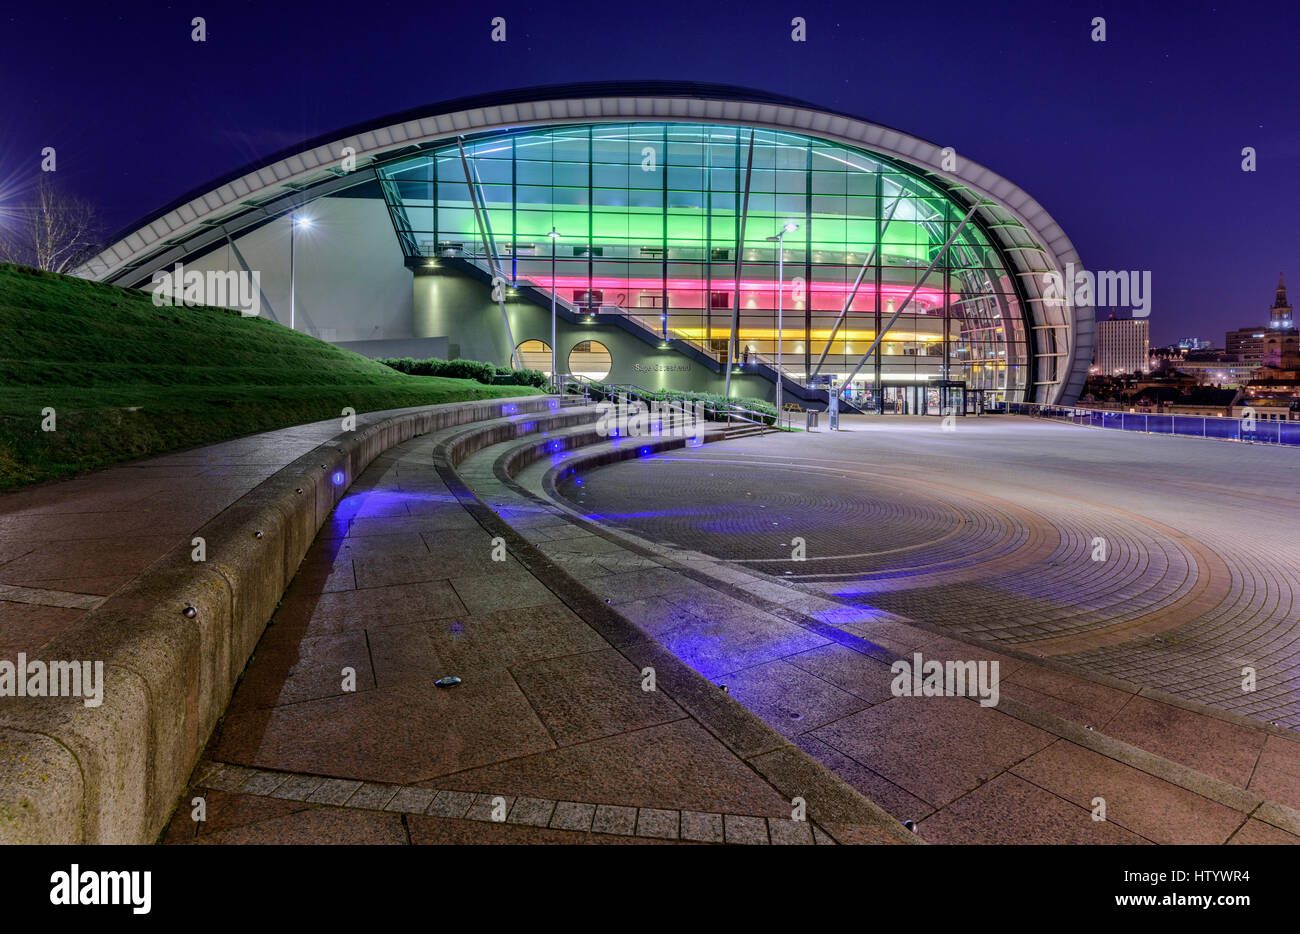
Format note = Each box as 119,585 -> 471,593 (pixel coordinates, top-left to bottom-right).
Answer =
836,201 -> 981,395
458,137 -> 520,370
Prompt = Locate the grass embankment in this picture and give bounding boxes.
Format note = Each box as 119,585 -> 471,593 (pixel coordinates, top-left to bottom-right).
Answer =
0,263 -> 538,490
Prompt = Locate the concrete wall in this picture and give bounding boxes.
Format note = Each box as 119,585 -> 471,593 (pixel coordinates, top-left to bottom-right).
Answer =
178,195 -> 413,342
335,337 -> 449,360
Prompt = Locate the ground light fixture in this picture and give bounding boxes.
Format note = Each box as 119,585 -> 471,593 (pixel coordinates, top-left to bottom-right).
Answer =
766,222 -> 799,423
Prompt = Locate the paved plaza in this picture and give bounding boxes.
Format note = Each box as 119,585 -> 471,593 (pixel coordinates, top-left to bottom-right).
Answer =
0,420 -> 352,661
165,410 -> 1299,844
560,414 -> 1300,728
7,403 -> 1298,844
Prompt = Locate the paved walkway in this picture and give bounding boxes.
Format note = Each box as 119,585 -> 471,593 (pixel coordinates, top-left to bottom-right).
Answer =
0,416 -> 392,659
560,415 -> 1300,729
167,418 -> 906,844
473,415 -> 1300,843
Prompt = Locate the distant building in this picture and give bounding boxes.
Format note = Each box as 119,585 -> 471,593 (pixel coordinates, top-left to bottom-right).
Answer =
1263,335 -> 1300,367
1225,273 -> 1299,362
1226,326 -> 1270,360
1149,346 -> 1186,371
1270,273 -> 1294,329
1174,359 -> 1259,387
1095,315 -> 1150,376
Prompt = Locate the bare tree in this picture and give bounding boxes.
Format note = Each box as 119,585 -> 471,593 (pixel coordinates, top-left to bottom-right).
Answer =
0,175 -> 101,273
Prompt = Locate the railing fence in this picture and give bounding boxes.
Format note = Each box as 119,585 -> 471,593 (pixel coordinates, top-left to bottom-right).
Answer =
997,402 -> 1300,447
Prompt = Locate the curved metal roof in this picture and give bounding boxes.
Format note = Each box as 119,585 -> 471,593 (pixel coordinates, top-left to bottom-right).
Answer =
79,81 -> 1091,402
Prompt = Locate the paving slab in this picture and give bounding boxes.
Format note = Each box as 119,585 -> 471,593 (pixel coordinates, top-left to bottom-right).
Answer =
808,696 -> 1055,808
919,773 -> 1151,845
1011,740 -> 1244,844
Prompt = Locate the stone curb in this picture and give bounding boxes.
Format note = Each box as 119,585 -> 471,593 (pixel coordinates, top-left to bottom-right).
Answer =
0,394 -> 556,844
435,423 -> 920,845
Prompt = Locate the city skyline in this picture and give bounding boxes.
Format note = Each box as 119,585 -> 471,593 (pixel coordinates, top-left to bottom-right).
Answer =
1117,270 -> 1297,349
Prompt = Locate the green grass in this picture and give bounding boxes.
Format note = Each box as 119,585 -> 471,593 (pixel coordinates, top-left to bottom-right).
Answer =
0,263 -> 538,490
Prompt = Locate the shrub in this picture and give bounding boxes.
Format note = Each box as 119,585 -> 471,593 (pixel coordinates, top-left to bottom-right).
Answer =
376,357 -> 496,384
378,356 -> 550,388
493,365 -> 549,388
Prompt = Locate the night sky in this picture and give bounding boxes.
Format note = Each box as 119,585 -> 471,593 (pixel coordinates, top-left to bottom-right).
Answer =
3,0 -> 1298,344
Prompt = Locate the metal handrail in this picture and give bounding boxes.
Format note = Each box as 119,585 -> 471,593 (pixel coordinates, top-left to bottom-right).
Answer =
582,382 -> 777,434
557,373 -> 594,401
448,250 -> 722,361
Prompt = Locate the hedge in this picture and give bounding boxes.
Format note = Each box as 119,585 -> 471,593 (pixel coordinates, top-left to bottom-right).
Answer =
377,357 -> 546,388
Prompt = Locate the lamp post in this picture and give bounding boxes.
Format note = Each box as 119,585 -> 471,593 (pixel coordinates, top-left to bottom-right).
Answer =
290,213 -> 312,331
766,222 -> 798,426
548,227 -> 561,392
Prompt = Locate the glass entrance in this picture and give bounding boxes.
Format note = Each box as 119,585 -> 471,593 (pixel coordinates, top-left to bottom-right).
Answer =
938,381 -> 966,417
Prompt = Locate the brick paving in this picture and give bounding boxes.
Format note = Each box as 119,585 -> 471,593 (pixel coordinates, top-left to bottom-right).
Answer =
165,758 -> 830,844
557,415 -> 1300,729
481,415 -> 1300,843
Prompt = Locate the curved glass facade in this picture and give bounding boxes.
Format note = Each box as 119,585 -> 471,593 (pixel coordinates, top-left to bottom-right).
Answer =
376,123 -> 1032,400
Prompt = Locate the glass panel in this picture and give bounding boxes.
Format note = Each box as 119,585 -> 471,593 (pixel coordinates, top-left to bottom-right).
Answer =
373,122 -> 1032,400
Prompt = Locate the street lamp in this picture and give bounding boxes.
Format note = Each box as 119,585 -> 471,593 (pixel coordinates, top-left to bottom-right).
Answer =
548,227 -> 561,392
290,213 -> 312,331
766,222 -> 799,425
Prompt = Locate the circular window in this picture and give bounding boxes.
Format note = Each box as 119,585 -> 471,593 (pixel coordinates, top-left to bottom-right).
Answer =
515,339 -> 552,375
567,340 -> 612,381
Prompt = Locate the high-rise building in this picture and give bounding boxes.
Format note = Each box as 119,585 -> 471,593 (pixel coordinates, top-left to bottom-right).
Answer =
1226,326 -> 1269,360
1095,315 -> 1150,375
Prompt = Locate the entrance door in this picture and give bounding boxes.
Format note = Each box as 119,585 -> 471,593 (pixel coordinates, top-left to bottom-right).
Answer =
939,384 -> 966,417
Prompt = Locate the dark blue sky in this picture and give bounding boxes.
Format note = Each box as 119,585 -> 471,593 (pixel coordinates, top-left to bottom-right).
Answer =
3,0 -> 1297,343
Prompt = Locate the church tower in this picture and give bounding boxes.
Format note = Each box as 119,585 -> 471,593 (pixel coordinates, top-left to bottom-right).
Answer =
1270,272 -> 1293,329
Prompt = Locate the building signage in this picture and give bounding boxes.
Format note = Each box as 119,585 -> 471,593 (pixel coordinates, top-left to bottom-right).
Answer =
633,362 -> 691,373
